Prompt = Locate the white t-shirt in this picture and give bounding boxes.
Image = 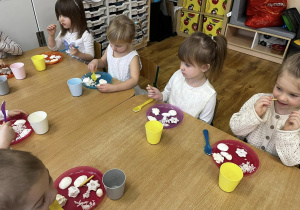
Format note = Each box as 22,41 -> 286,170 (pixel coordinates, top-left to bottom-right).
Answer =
48,30 -> 94,62
162,70 -> 216,124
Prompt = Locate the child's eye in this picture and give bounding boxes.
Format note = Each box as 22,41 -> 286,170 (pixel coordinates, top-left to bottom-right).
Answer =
276,86 -> 282,91
290,94 -> 298,97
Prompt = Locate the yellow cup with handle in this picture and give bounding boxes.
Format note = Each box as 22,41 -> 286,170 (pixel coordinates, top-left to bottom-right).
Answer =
219,162 -> 243,192
31,55 -> 46,71
145,121 -> 163,144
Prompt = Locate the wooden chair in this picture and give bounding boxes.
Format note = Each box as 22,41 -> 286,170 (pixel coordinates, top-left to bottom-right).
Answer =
140,56 -> 159,88
94,41 -> 102,59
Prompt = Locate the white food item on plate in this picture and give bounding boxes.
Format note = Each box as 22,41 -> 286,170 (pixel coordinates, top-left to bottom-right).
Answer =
82,77 -> 96,86
96,79 -> 108,86
45,60 -> 51,63
161,112 -> 170,117
152,108 -> 160,116
96,188 -> 103,197
168,110 -> 177,116
41,54 -> 48,58
51,58 -> 58,62
50,55 -> 56,59
74,200 -> 96,210
18,129 -> 31,139
169,117 -> 179,124
96,74 -> 101,79
56,194 -> 68,207
147,116 -> 157,121
217,143 -> 229,151
212,153 -> 224,164
86,179 -> 100,191
74,175 -> 88,187
55,55 -> 61,59
83,189 -> 91,199
68,186 -> 80,198
13,119 -> 26,126
239,161 -> 256,173
236,148 -> 247,157
59,177 -> 72,190
220,151 -> 232,160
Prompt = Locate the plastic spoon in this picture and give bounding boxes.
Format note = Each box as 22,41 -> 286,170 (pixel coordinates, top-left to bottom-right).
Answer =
1,101 -> 7,122
203,129 -> 212,155
91,69 -> 97,82
132,98 -> 154,112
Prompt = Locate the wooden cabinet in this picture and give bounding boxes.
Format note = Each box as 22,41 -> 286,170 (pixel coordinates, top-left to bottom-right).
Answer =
176,0 -> 233,37
225,24 -> 291,64
83,0 -> 150,55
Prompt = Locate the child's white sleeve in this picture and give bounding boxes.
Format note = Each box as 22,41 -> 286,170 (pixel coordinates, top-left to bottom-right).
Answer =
82,32 -> 94,57
0,31 -> 23,57
162,73 -> 176,102
275,130 -> 300,166
230,93 -> 266,137
199,93 -> 216,124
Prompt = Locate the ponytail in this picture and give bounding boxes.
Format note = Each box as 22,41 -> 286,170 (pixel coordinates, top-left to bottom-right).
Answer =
209,35 -> 227,81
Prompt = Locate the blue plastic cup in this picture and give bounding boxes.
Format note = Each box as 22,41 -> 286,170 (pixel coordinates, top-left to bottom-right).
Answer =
67,78 -> 82,97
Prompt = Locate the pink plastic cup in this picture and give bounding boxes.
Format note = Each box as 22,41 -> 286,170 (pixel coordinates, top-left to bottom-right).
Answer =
10,62 -> 26,79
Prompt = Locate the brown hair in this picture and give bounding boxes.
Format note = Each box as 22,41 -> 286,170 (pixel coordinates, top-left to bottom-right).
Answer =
107,15 -> 136,44
178,32 -> 227,81
55,0 -> 88,39
0,149 -> 46,210
278,53 -> 300,78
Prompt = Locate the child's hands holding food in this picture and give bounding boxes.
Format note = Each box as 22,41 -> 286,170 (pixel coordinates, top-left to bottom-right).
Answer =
283,111 -> 300,131
88,59 -> 98,73
96,83 -> 115,93
0,59 -> 6,67
0,122 -> 15,149
47,24 -> 57,36
254,96 -> 272,118
146,85 -> 163,101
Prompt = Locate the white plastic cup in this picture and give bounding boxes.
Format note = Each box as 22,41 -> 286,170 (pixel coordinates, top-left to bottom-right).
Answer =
67,78 -> 82,97
0,76 -> 10,95
28,111 -> 49,134
102,169 -> 126,200
10,62 -> 26,79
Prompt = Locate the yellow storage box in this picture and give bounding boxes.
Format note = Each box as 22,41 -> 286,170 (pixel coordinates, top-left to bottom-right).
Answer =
202,16 -> 223,36
182,0 -> 202,12
179,11 -> 200,35
205,0 -> 227,16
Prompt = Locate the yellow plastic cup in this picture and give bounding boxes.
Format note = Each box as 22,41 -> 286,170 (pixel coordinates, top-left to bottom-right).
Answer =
145,121 -> 163,144
31,55 -> 46,71
49,200 -> 63,210
219,162 -> 243,192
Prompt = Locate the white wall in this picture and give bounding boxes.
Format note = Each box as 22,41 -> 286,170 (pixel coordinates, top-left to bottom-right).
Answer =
0,0 -> 59,51
287,0 -> 300,11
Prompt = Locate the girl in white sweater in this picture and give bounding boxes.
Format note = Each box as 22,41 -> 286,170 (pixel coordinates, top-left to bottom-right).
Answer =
230,53 -> 300,166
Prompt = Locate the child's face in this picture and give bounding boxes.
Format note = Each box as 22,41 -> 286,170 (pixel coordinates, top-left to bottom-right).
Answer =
180,61 -> 209,80
59,15 -> 71,29
109,41 -> 130,54
23,168 -> 57,210
273,71 -> 300,114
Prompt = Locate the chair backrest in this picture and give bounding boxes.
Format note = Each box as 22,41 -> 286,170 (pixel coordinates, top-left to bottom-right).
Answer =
139,56 -> 159,88
94,41 -> 102,59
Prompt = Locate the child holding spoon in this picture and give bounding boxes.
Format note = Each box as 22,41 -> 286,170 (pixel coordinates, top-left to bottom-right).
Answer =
230,53 -> 300,166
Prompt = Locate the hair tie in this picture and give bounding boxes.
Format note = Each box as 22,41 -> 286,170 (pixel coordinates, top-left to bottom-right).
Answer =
73,0 -> 79,9
211,35 -> 216,43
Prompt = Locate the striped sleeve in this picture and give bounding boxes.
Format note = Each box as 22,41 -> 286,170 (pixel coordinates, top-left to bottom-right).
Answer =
0,31 -> 23,58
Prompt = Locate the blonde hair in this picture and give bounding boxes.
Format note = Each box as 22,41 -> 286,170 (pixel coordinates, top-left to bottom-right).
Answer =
107,15 -> 136,44
278,53 -> 300,78
55,0 -> 88,39
178,32 -> 227,81
0,150 -> 46,210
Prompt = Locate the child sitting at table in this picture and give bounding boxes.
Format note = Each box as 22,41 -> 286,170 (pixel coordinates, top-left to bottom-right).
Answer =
47,0 -> 94,64
230,53 -> 300,166
0,149 -> 58,209
88,15 -> 145,95
146,32 -> 227,124
0,30 -> 23,67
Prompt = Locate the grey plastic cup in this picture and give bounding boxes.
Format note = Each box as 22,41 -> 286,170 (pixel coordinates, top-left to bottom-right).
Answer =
67,78 -> 82,97
102,169 -> 126,200
0,76 -> 10,95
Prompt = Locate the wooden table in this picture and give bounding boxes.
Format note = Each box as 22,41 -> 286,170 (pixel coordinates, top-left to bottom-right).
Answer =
3,46 -> 134,148
14,92 -> 300,209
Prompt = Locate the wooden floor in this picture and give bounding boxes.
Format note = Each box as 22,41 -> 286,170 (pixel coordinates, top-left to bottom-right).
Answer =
138,35 -> 280,135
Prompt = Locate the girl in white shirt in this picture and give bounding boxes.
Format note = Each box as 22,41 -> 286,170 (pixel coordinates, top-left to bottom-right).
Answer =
47,0 -> 94,64
88,15 -> 143,94
147,32 -> 227,124
230,53 -> 300,166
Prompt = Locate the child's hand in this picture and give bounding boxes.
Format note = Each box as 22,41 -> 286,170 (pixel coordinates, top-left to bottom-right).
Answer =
47,24 -> 56,36
0,59 -> 6,67
146,85 -> 163,101
283,111 -> 300,131
0,122 -> 15,149
254,96 -> 272,118
69,45 -> 79,56
7,109 -> 27,117
88,59 -> 98,72
96,83 -> 115,93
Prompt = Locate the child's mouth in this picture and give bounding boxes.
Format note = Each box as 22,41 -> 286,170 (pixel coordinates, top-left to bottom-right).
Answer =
277,100 -> 288,106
